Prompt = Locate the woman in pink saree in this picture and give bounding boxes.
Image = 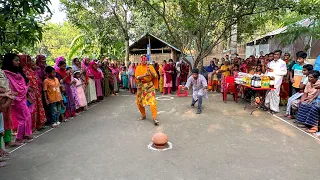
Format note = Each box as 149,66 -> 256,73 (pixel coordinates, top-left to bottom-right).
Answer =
2,53 -> 32,143
128,63 -> 137,94
87,61 -> 104,99
82,58 -> 97,103
109,61 -> 120,95
20,55 -> 46,130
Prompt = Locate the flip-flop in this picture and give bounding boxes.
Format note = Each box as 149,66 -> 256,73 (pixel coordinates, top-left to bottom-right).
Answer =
297,124 -> 306,128
306,127 -> 318,133
287,115 -> 294,119
6,142 -> 21,147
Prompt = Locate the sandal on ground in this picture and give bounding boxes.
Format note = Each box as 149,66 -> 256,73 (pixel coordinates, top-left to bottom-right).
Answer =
23,136 -> 33,140
281,114 -> 289,117
287,115 -> 294,119
138,117 -> 146,121
5,142 -> 21,147
153,119 -> 159,126
306,127 -> 318,133
297,124 -> 306,128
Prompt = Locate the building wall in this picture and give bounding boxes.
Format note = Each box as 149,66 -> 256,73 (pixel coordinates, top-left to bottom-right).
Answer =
268,35 -> 319,60
129,53 -> 172,63
246,35 -> 319,65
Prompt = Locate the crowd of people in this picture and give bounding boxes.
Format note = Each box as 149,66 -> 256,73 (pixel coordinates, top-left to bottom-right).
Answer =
204,50 -> 320,135
0,49 -> 319,165
0,54 -> 140,164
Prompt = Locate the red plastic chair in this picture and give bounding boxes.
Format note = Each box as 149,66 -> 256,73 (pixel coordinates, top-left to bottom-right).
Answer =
221,76 -> 238,103
177,85 -> 188,97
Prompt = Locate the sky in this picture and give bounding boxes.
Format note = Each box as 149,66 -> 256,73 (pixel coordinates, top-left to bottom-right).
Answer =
49,0 -> 66,23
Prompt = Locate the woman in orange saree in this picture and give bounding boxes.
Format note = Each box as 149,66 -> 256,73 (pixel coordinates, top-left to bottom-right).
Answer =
135,56 -> 159,126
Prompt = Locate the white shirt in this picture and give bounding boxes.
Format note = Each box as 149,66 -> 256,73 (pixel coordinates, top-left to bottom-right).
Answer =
185,74 -> 208,100
266,59 -> 287,77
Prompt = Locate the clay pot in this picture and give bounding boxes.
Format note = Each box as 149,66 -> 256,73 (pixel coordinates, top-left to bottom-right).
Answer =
152,133 -> 168,149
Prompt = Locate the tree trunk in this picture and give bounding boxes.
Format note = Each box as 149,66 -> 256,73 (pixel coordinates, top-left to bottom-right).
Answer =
193,55 -> 202,70
125,38 -> 129,66
230,23 -> 237,58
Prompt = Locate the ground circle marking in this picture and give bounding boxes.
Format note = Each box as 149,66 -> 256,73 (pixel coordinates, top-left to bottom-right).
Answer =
156,96 -> 174,101
148,142 -> 173,151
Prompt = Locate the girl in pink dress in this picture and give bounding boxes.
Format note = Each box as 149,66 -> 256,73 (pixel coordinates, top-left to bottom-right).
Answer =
2,53 -> 32,143
73,71 -> 87,110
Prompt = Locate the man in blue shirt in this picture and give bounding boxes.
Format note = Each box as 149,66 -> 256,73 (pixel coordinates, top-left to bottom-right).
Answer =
206,60 -> 217,91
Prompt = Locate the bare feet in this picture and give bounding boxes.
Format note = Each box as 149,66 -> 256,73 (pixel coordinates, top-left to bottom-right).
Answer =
138,117 -> 146,120
0,148 -> 9,157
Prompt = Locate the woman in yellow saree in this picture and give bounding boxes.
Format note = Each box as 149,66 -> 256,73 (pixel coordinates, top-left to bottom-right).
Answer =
159,62 -> 164,93
135,56 -> 159,125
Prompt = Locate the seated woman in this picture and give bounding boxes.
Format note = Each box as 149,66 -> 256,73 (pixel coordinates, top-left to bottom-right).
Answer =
232,64 -> 239,78
296,70 -> 320,133
254,64 -> 263,75
284,64 -> 313,118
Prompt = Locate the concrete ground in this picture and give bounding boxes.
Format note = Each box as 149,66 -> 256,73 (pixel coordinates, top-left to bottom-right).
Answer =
1,92 -> 320,180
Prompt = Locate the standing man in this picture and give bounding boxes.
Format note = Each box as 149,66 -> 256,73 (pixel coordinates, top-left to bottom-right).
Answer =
184,69 -> 208,114
135,55 -> 159,126
264,50 -> 287,113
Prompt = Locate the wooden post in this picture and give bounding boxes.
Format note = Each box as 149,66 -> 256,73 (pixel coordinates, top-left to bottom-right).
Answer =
148,36 -> 151,62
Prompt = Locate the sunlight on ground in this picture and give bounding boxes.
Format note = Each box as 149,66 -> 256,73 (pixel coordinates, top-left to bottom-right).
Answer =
207,124 -> 223,133
241,122 -> 253,134
271,124 -> 296,137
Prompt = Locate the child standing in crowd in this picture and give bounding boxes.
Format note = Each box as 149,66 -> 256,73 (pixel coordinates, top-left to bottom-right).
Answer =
212,66 -> 219,92
254,64 -> 263,75
284,64 -> 313,118
43,66 -> 64,127
290,51 -> 307,95
74,71 -> 87,111
60,85 -> 67,122
128,63 -> 137,94
56,61 -> 77,118
232,64 -> 240,78
121,66 -> 129,90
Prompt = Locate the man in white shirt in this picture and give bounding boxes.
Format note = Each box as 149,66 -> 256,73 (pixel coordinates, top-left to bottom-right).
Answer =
183,69 -> 208,114
265,50 -> 288,113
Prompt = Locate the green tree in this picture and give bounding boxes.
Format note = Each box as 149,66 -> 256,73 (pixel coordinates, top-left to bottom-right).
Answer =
141,0 -> 313,68
0,0 -> 52,55
61,0 -> 136,64
38,22 -> 81,65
